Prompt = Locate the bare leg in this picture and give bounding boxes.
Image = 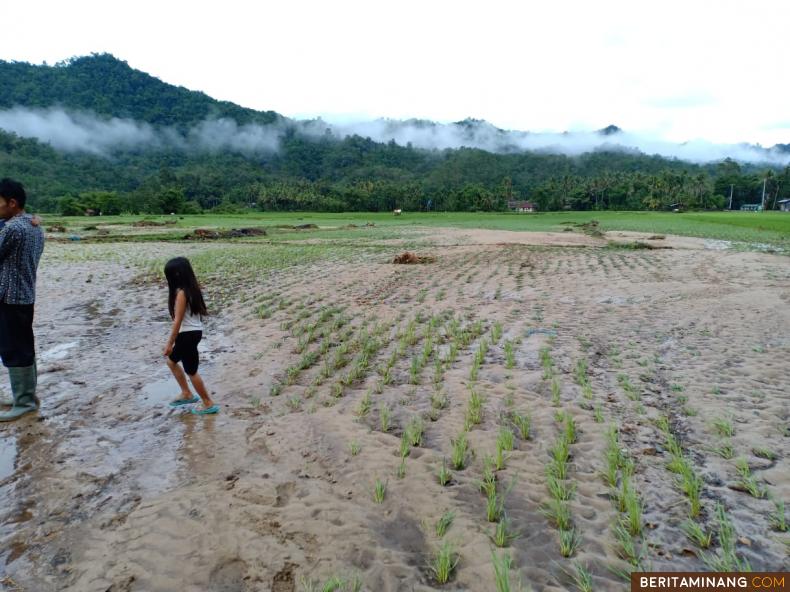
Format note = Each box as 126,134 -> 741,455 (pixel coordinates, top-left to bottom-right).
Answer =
187,372 -> 214,408
166,358 -> 192,399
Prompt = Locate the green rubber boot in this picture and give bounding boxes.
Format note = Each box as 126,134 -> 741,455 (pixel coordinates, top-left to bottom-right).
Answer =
0,364 -> 39,422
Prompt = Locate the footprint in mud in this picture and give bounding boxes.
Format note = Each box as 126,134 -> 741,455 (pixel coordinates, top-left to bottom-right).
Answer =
274,482 -> 295,508
208,558 -> 248,592
272,563 -> 296,592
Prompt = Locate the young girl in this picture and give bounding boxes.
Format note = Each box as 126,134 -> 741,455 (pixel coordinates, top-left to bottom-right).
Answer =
163,257 -> 218,415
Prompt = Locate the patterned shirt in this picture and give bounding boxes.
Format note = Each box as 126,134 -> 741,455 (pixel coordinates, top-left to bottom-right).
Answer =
0,213 -> 45,304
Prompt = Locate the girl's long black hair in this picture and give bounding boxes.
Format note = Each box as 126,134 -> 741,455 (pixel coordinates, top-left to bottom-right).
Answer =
164,257 -> 208,318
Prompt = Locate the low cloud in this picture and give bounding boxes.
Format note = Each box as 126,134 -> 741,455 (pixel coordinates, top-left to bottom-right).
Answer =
1,106 -> 788,165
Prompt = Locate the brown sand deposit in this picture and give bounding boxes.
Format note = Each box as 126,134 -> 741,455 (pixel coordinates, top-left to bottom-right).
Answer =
0,228 -> 789,591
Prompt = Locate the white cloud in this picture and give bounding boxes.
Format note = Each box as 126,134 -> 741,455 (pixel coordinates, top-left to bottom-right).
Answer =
2,106 -> 789,165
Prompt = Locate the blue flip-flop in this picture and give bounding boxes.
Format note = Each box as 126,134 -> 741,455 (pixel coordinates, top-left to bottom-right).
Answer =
190,405 -> 220,415
169,396 -> 199,407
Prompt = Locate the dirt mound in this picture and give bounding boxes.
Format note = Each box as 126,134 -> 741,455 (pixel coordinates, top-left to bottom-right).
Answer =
294,223 -> 319,230
187,227 -> 268,240
47,224 -> 67,233
392,252 -> 436,264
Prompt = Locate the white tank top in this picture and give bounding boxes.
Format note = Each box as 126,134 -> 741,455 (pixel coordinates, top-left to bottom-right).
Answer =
179,292 -> 204,333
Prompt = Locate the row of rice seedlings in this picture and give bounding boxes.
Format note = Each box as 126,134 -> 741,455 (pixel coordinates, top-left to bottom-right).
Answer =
280,311 -> 355,388
658,417 -> 703,518
543,410 -> 581,557
601,426 -> 647,573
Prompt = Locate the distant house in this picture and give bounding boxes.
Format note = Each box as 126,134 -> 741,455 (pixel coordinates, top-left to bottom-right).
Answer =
508,200 -> 536,212
740,204 -> 763,212
778,199 -> 790,212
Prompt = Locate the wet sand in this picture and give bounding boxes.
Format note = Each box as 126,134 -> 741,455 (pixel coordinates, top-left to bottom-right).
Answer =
1,228 -> 789,591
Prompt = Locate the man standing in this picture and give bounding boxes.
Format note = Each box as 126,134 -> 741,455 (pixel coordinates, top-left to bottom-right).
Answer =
0,178 -> 45,421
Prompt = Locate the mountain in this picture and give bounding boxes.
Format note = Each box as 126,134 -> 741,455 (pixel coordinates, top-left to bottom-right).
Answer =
0,54 -> 786,214
0,53 -> 281,129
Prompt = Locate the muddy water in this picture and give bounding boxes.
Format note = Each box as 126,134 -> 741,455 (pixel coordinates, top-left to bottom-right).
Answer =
0,436 -> 16,481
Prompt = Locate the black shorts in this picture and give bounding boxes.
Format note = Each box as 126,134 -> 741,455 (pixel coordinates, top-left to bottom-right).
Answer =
0,302 -> 35,368
169,330 -> 202,376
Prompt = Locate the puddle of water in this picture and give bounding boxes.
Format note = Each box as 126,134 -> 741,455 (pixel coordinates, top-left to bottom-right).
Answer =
141,378 -> 183,406
0,436 -> 17,481
40,341 -> 79,361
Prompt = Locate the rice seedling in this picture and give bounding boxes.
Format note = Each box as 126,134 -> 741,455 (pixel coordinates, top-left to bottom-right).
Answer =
735,458 -> 767,499
438,458 -> 452,486
540,347 -> 554,380
492,321 -> 503,343
466,388 -> 484,428
541,499 -> 572,530
399,432 -> 411,459
451,431 -> 469,470
563,413 -> 578,444
711,441 -> 735,459
712,417 -> 735,438
574,359 -> 588,386
430,540 -> 459,584
331,381 -> 343,398
288,396 -> 302,411
494,443 -> 507,471
491,551 -> 522,592
497,426 -> 515,452
752,447 -> 778,461
593,403 -> 604,423
676,463 -> 703,517
373,478 -> 387,504
490,514 -> 518,547
379,404 -> 391,432
546,473 -> 576,501
681,519 -> 712,548
612,522 -> 643,566
349,441 -> 361,456
571,562 -> 593,592
617,374 -> 638,401
431,389 -> 449,411
269,382 -> 283,397
486,489 -> 505,522
397,458 -> 406,479
504,340 -> 516,369
770,499 -> 788,532
355,389 -> 372,417
405,416 -> 424,447
620,477 -> 643,536
469,358 -> 480,382
511,411 -> 531,440
702,503 -> 751,571
548,438 -> 570,480
548,378 -> 562,406
559,528 -> 580,557
435,510 -> 455,537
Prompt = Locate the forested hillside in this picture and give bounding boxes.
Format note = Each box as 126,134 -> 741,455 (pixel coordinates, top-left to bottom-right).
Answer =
1,54 -> 787,214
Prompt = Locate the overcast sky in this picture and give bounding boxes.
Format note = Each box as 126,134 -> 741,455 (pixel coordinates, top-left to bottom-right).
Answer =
4,0 -> 790,146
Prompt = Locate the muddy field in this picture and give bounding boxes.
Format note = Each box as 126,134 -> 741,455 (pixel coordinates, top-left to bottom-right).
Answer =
1,227 -> 789,591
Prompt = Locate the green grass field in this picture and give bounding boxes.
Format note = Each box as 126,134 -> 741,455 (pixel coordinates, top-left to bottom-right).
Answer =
43,211 -> 790,249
